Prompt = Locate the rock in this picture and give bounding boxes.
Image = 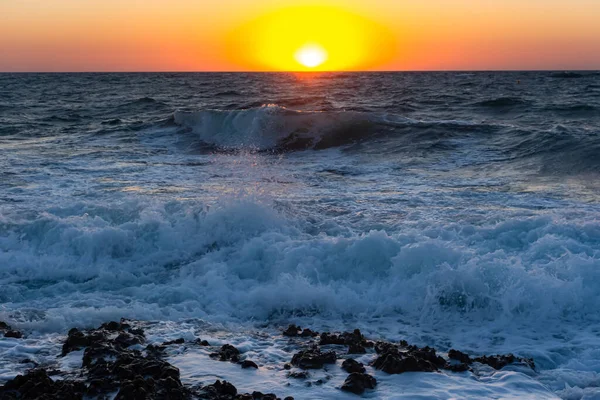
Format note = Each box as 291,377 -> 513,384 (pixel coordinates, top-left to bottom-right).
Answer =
284,397 -> 295,400
58,321 -> 188,399
210,344 -> 241,362
287,371 -> 310,379
448,349 -> 471,364
201,379 -> 237,397
251,392 -> 278,399
347,344 -> 366,354
300,328 -> 318,337
291,347 -> 337,369
4,330 -> 22,339
283,324 -> 301,337
241,360 -> 259,369
100,321 -> 123,331
0,369 -> 86,399
445,362 -> 470,372
473,354 -> 535,370
283,363 -> 292,370
372,343 -> 444,374
194,338 -> 210,346
0,321 -> 10,330
163,338 -> 185,346
341,358 -> 366,374
341,372 -> 377,395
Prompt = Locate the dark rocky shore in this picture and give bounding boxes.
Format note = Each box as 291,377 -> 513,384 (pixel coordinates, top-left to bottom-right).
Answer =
0,320 -> 535,399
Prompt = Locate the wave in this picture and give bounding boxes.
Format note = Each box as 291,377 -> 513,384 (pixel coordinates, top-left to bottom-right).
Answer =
1,199 -> 599,334
174,105 -> 386,151
173,105 -> 501,152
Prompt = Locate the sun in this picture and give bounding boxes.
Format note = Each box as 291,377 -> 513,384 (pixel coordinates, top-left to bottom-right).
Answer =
226,6 -> 396,72
294,44 -> 328,69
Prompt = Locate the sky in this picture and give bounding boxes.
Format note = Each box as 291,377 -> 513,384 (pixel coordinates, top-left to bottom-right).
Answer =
1,0 -> 599,72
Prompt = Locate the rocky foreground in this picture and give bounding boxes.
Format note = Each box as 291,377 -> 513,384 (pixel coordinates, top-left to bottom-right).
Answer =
0,320 -> 535,399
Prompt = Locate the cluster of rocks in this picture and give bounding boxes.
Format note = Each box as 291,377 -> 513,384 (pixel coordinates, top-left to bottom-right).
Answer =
0,320 -> 536,399
0,321 -> 23,339
281,324 -> 535,396
0,320 -> 290,400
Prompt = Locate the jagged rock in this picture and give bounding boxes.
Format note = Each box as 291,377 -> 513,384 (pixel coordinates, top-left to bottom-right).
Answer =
200,380 -> 237,398
341,372 -> 377,395
473,354 -> 535,370
210,344 -> 241,362
0,369 -> 86,399
341,358 -> 366,374
291,347 -> 337,369
4,330 -> 22,339
194,338 -> 210,346
163,338 -> 185,346
287,371 -> 310,379
300,328 -> 318,337
347,344 -> 366,354
448,349 -> 471,364
373,343 -> 445,374
251,391 -> 278,399
283,324 -> 301,337
241,360 -> 259,369
58,321 -> 188,399
445,362 -> 470,372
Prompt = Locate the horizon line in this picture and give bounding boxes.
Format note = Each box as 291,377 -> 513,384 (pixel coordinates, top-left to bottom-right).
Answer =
0,69 -> 599,74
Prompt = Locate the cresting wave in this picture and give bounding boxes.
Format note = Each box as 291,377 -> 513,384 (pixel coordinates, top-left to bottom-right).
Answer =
1,198 -> 600,334
173,105 -> 600,171
172,105 -> 494,152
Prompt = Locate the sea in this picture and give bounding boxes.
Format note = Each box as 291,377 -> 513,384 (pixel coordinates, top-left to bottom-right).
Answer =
1,71 -> 600,399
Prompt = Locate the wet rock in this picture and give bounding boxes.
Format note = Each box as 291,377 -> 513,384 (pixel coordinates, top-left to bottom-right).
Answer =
283,363 -> 292,370
473,354 -> 535,370
445,362 -> 471,372
0,369 -> 86,400
342,358 -> 366,374
287,371 -> 310,379
100,320 -> 127,331
341,372 -> 377,395
163,338 -> 185,346
210,344 -> 241,362
4,330 -> 22,339
284,397 -> 294,400
0,319 -> 22,339
283,324 -> 301,337
194,338 -> 210,346
291,347 -> 337,369
448,349 -> 471,364
241,360 -> 259,369
347,343 -> 366,354
321,330 -> 373,356
58,321 -> 189,399
373,343 -> 444,374
200,379 -> 237,398
300,328 -> 318,337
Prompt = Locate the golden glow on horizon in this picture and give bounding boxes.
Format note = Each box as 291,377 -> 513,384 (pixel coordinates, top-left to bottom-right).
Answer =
295,44 -> 328,68
1,0 -> 600,71
226,6 -> 396,71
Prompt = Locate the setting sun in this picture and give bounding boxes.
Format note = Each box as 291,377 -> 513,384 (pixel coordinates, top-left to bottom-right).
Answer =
226,5 -> 396,71
295,44 -> 328,68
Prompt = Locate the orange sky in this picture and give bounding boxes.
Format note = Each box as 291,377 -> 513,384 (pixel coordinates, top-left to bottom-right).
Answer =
1,0 -> 599,71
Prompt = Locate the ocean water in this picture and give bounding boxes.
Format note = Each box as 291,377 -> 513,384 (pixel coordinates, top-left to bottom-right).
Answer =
1,71 -> 600,398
